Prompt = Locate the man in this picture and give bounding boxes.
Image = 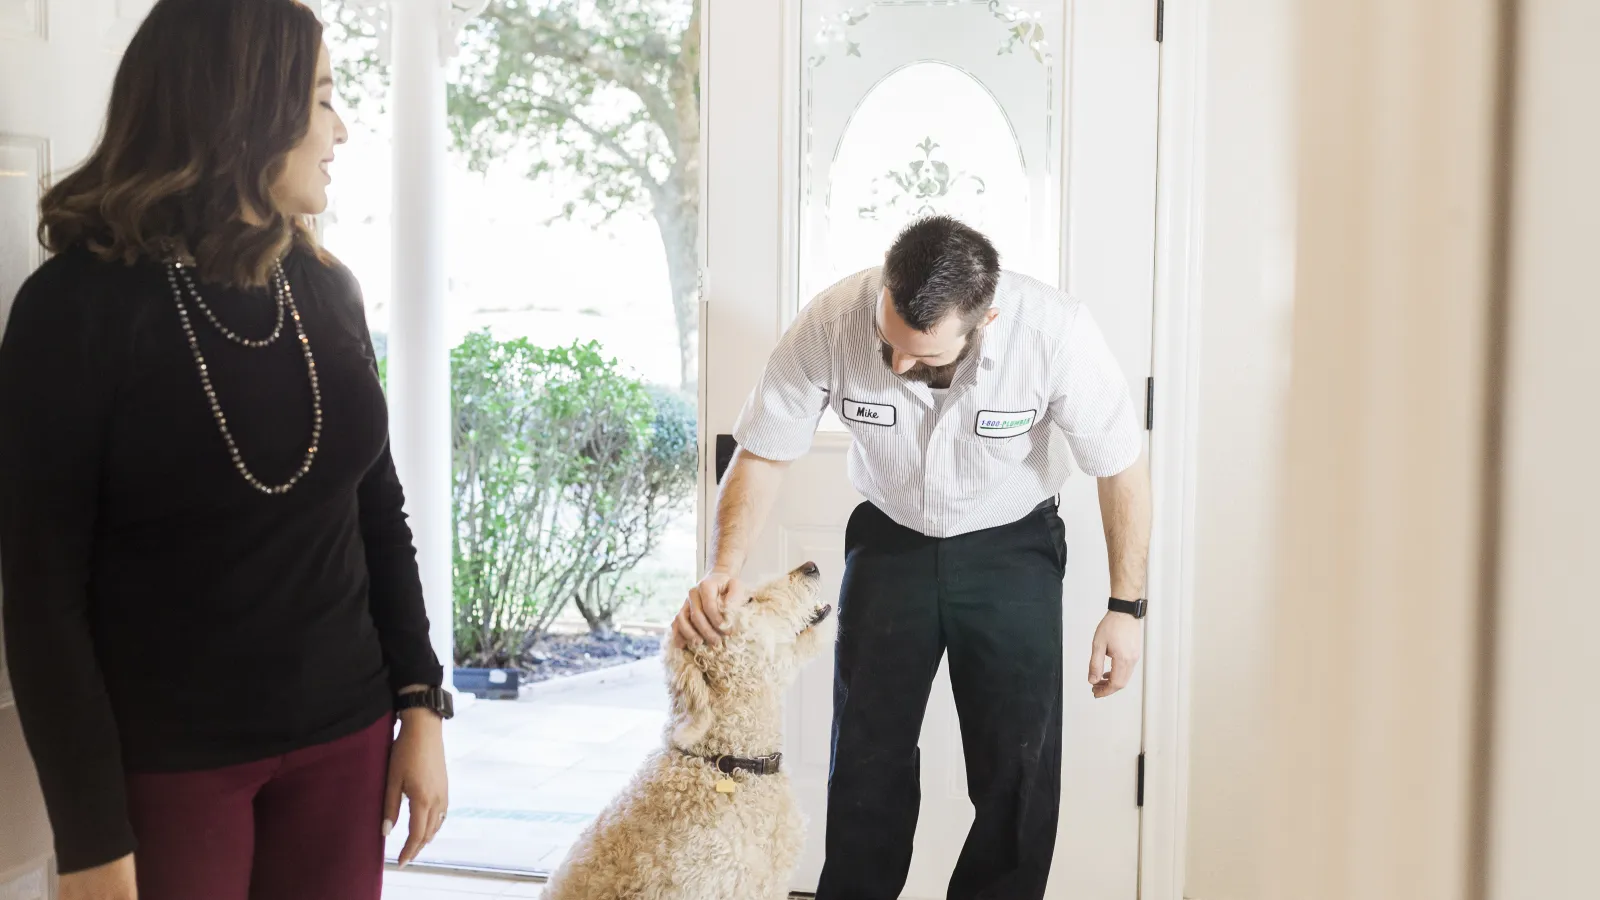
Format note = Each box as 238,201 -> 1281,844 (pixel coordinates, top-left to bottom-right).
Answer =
672,216 -> 1151,900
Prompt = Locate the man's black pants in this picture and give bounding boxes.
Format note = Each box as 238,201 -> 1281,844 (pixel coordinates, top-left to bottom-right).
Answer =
815,499 -> 1067,900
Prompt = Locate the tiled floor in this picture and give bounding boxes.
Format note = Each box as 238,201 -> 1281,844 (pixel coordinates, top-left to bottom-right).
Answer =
382,869 -> 544,899
383,660 -> 668,874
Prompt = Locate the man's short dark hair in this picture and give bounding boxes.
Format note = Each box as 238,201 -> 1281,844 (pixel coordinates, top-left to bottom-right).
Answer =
882,216 -> 1001,332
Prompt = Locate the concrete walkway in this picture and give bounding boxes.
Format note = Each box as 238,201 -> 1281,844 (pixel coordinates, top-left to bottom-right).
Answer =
383,869 -> 543,899
384,659 -> 669,874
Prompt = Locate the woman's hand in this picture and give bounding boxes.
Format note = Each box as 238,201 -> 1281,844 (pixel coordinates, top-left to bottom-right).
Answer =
59,853 -> 137,900
383,706 -> 449,866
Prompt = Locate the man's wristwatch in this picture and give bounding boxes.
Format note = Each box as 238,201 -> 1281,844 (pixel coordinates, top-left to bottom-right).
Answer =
1108,597 -> 1148,619
395,686 -> 455,720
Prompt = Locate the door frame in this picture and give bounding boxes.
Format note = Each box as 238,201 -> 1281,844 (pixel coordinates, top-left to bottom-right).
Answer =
1139,0 -> 1207,898
694,2 -> 1210,897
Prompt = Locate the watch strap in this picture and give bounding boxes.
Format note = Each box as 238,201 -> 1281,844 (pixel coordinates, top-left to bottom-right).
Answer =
395,686 -> 455,720
1108,597 -> 1147,619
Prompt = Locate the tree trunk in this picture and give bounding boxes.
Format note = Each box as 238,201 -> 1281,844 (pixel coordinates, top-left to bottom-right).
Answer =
651,183 -> 699,393
573,577 -> 616,639
655,2 -> 701,393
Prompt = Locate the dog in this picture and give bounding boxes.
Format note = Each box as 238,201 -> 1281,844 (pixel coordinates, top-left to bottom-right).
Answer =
540,561 -> 836,900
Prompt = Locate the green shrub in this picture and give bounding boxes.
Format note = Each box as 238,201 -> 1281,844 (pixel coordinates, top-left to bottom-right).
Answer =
569,385 -> 699,636
377,332 -> 697,667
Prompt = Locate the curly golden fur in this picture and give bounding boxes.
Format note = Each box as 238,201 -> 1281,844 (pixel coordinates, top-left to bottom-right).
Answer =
541,564 -> 836,900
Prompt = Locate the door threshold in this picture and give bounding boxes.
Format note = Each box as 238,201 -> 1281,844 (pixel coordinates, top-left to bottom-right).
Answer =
384,860 -> 545,882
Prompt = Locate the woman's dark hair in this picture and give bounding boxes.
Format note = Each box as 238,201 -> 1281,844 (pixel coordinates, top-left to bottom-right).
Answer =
39,0 -> 326,287
882,215 -> 1002,332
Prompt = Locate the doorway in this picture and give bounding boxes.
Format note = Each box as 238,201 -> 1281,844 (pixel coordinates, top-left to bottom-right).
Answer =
702,0 -> 1162,895
317,0 -> 703,874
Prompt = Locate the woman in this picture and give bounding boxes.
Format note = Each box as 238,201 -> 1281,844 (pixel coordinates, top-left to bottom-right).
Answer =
0,2 -> 449,898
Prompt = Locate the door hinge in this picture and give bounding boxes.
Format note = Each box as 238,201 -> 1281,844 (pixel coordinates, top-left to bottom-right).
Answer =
1145,377 -> 1155,430
1136,752 -> 1146,807
715,434 -> 738,484
1156,0 -> 1165,42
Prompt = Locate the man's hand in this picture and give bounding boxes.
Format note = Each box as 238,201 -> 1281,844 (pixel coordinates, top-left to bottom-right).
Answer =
672,570 -> 747,647
59,854 -> 137,900
1087,611 -> 1143,698
674,448 -> 789,648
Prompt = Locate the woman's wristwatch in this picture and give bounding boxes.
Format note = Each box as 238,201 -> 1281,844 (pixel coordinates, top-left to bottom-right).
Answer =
396,686 -> 455,720
1108,597 -> 1148,619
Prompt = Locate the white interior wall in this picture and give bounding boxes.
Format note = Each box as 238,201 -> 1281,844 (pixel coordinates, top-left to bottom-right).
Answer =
1180,1 -> 1297,898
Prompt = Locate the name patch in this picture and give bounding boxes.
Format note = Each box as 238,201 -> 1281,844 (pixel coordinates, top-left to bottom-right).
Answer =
841,398 -> 896,427
975,408 -> 1037,439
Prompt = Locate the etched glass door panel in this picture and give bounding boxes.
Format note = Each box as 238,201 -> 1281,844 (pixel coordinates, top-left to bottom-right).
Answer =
799,0 -> 1063,307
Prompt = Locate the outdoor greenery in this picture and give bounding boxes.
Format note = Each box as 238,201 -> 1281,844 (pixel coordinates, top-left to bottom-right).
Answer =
568,385 -> 698,637
449,333 -> 696,667
325,0 -> 702,391
377,334 -> 698,667
331,0 -> 705,669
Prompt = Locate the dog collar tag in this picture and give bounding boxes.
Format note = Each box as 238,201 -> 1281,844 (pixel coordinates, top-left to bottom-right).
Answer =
715,778 -> 738,794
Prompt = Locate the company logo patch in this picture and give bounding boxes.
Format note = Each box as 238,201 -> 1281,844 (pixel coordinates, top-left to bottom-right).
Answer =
841,398 -> 896,427
974,408 -> 1037,439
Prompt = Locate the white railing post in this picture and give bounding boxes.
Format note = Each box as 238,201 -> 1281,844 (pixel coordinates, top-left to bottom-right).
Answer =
349,0 -> 483,697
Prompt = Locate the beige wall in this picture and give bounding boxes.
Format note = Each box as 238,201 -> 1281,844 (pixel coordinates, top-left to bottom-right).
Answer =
1181,0 -> 1296,897
1185,0 -> 1600,897
1261,0 -> 1501,894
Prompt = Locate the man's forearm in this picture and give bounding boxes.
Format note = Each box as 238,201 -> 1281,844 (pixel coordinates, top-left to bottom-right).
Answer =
1098,453 -> 1152,601
708,448 -> 790,574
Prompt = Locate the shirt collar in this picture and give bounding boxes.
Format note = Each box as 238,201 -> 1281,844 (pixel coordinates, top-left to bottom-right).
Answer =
973,286 -> 1016,379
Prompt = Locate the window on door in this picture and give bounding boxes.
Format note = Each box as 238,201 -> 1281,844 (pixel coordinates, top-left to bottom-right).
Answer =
795,0 -> 1066,429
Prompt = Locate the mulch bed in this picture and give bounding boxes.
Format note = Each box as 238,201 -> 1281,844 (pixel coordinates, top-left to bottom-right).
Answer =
519,631 -> 663,683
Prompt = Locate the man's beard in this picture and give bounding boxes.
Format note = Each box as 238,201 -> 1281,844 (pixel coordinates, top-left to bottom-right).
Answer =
882,330 -> 978,388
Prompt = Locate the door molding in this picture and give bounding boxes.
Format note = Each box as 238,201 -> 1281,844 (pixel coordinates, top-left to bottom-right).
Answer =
1140,1 -> 1207,897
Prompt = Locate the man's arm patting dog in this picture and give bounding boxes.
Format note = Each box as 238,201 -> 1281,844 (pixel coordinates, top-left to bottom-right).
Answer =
672,447 -> 792,649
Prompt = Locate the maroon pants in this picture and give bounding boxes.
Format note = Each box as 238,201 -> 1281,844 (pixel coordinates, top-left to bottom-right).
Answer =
124,714 -> 394,900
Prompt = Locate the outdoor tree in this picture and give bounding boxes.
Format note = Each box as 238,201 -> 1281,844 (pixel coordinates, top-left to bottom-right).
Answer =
325,0 -> 701,391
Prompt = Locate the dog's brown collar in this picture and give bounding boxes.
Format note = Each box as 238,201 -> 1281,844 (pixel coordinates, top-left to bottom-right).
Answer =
677,748 -> 783,776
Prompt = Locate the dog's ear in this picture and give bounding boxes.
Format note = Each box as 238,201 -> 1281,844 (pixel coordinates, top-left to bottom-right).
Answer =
664,639 -> 715,747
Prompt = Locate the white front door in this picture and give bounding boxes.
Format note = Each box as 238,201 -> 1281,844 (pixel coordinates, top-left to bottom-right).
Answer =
701,1 -> 1160,896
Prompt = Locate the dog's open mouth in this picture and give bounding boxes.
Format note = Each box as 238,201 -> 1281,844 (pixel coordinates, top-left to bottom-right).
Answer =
804,604 -> 833,629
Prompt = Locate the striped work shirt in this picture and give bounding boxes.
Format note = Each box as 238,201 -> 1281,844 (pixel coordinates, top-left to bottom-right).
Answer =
733,267 -> 1143,538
